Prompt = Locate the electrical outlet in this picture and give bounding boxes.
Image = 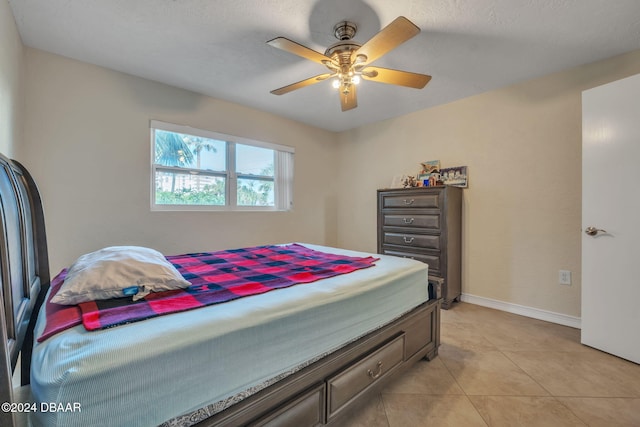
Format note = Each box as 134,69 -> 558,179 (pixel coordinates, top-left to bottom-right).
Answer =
559,270 -> 572,285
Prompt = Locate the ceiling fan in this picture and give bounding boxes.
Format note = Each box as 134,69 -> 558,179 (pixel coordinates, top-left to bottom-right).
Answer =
267,16 -> 431,112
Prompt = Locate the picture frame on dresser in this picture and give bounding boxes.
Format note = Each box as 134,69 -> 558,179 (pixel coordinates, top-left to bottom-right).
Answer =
377,186 -> 462,309
440,166 -> 468,188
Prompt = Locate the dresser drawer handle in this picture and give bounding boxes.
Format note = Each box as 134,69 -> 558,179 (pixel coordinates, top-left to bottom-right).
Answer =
367,361 -> 383,379
403,236 -> 415,244
403,199 -> 415,205
403,217 -> 415,224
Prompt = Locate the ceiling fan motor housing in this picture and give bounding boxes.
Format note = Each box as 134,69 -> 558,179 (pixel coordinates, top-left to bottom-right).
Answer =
326,21 -> 366,71
324,41 -> 361,64
333,21 -> 357,40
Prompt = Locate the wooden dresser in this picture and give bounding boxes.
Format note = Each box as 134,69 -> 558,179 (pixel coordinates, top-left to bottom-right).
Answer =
377,186 -> 462,309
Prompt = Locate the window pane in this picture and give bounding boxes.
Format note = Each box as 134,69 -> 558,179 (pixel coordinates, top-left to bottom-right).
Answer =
154,130 -> 226,172
237,178 -> 274,206
187,137 -> 226,171
155,170 -> 225,205
236,144 -> 274,177
154,130 -> 193,167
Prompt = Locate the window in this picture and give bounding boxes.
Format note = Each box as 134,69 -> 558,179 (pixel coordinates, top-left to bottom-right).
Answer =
151,121 -> 294,211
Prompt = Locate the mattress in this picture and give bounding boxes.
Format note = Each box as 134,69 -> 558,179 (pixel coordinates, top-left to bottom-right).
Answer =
30,243 -> 430,427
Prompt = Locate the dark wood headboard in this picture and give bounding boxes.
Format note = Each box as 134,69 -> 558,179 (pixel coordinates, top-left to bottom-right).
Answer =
0,153 -> 50,426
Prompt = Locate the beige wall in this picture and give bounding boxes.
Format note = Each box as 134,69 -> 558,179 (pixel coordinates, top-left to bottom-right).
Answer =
336,49 -> 640,318
21,48 -> 340,273
0,0 -> 24,157
16,23 -> 640,318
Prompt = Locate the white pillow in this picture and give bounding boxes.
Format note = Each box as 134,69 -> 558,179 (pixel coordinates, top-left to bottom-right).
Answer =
51,246 -> 191,305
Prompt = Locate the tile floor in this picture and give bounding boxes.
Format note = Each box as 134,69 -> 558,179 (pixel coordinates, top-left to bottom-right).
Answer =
341,302 -> 640,427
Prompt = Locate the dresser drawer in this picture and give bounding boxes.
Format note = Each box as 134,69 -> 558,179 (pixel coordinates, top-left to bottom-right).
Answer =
381,193 -> 440,209
327,334 -> 404,418
381,248 -> 441,275
383,232 -> 440,250
382,214 -> 440,230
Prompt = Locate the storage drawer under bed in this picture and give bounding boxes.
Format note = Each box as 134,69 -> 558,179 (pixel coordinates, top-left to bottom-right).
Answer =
248,384 -> 326,427
326,334 -> 405,419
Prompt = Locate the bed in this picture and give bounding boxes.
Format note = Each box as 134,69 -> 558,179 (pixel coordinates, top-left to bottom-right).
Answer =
0,152 -> 441,427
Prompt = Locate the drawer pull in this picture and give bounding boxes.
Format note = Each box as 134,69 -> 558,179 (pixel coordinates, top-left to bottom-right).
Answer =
403,199 -> 415,205
403,236 -> 415,244
403,217 -> 415,224
367,361 -> 383,379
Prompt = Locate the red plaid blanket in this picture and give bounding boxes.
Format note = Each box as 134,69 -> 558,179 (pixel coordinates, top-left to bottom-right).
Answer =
38,244 -> 378,341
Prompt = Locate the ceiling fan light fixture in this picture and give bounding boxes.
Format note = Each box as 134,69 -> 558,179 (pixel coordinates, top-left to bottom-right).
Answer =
332,72 -> 361,90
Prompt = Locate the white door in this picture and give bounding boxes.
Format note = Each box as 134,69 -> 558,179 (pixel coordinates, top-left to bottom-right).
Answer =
581,73 -> 640,364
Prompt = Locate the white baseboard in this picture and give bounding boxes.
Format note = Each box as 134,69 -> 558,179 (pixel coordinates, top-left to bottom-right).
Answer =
460,293 -> 582,329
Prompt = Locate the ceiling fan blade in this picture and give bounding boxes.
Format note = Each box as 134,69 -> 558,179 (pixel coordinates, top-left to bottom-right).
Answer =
267,37 -> 334,66
271,73 -> 334,95
340,85 -> 357,111
355,16 -> 420,66
361,66 -> 431,89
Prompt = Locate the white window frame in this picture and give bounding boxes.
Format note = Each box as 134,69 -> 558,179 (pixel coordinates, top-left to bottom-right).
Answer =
150,120 -> 294,212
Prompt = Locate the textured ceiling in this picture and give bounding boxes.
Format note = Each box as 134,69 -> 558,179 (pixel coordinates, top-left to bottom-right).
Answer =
8,0 -> 640,132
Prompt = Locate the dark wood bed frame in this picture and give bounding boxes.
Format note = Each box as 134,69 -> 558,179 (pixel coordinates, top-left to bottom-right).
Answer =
0,152 -> 440,427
